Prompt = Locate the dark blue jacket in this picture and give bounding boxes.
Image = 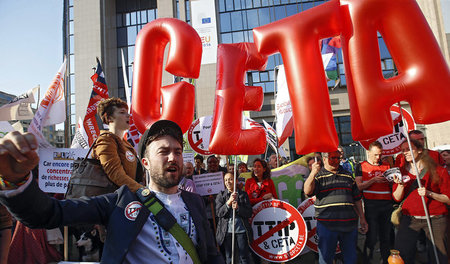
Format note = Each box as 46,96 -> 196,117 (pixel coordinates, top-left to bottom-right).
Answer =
215,189 -> 253,246
0,179 -> 223,264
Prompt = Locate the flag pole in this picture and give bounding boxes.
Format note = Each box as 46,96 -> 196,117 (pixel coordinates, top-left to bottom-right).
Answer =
397,102 -> 440,264
62,54 -> 70,261
231,155 -> 237,264
36,85 -> 41,110
120,48 -> 131,112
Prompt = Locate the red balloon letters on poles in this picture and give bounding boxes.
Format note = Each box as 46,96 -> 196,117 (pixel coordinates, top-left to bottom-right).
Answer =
253,0 -> 342,154
340,0 -> 450,140
131,18 -> 202,133
130,0 -> 450,154
209,43 -> 268,154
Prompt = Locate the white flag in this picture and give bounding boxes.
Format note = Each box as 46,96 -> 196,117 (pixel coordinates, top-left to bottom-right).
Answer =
29,59 -> 67,148
275,65 -> 294,146
0,86 -> 38,121
71,117 -> 89,149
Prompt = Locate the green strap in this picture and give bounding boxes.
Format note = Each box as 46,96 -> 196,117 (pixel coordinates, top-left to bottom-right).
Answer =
143,195 -> 201,264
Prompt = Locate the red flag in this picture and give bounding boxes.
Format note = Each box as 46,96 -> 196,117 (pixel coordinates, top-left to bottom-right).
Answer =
125,110 -> 141,152
71,58 -> 109,148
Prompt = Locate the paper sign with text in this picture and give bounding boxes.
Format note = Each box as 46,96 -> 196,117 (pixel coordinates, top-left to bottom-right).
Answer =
193,171 -> 224,196
38,148 -> 88,193
183,152 -> 195,166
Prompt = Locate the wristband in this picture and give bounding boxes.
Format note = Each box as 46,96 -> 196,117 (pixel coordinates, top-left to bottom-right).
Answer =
0,174 -> 30,189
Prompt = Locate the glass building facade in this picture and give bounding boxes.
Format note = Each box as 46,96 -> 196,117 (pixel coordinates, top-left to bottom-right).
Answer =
116,1 -> 158,99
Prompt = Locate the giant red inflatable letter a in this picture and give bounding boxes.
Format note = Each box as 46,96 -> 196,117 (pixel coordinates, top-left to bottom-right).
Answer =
341,0 -> 450,140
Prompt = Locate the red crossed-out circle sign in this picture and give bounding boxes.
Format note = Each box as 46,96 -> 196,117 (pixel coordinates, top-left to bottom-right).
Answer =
250,199 -> 307,262
187,116 -> 213,155
360,105 -> 416,155
297,197 -> 341,254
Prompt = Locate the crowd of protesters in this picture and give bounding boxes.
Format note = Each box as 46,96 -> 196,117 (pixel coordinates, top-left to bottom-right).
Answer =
0,124 -> 448,264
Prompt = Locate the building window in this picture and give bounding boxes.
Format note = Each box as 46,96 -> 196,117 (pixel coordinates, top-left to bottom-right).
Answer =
116,1 -> 157,101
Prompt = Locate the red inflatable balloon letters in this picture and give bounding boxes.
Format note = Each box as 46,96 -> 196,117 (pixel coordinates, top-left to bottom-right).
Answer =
132,18 -> 202,133
253,0 -> 341,154
341,0 -> 450,140
209,43 -> 268,154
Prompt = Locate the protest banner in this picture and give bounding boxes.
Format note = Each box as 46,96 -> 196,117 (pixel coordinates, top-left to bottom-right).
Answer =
0,86 -> 38,121
250,199 -> 307,262
38,148 -> 88,193
271,155 -> 310,207
192,171 -> 224,196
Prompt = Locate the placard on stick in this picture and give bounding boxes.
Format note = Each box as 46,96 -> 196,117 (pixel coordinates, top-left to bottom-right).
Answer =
192,172 -> 224,196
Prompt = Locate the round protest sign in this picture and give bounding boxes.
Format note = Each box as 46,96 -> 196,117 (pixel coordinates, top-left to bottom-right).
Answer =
187,116 -> 213,155
297,197 -> 340,254
187,115 -> 266,155
250,199 -> 307,262
360,105 -> 415,155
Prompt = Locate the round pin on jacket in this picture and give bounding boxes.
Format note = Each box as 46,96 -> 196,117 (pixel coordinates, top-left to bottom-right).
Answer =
142,188 -> 150,197
125,201 -> 142,221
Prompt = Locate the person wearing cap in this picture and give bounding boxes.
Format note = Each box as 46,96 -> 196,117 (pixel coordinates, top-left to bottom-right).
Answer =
0,120 -> 224,264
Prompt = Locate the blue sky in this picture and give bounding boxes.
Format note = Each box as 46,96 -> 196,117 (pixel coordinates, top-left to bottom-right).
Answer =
0,0 -> 63,99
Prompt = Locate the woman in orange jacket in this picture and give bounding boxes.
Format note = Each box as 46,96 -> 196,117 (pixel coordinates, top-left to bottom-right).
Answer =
94,98 -> 143,193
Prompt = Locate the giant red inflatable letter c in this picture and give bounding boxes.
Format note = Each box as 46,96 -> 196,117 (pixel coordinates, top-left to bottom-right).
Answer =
132,18 -> 202,133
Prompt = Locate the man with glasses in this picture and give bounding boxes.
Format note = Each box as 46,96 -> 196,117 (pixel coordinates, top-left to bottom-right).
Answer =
304,150 -> 368,264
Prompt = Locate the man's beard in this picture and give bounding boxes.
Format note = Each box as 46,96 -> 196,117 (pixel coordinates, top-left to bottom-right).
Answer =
149,168 -> 182,189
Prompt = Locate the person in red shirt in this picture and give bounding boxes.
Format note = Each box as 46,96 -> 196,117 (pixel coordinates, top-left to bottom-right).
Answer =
393,139 -> 450,264
245,158 -> 278,206
355,141 -> 392,263
395,130 -> 444,167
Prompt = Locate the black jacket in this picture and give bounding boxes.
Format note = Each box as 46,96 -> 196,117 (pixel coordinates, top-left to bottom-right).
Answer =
215,189 -> 253,246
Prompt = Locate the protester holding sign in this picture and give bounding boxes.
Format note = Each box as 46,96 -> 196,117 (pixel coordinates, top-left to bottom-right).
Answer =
393,139 -> 450,264
354,141 -> 392,263
245,158 -> 278,206
93,98 -> 143,192
304,150 -> 367,264
216,173 -> 253,264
